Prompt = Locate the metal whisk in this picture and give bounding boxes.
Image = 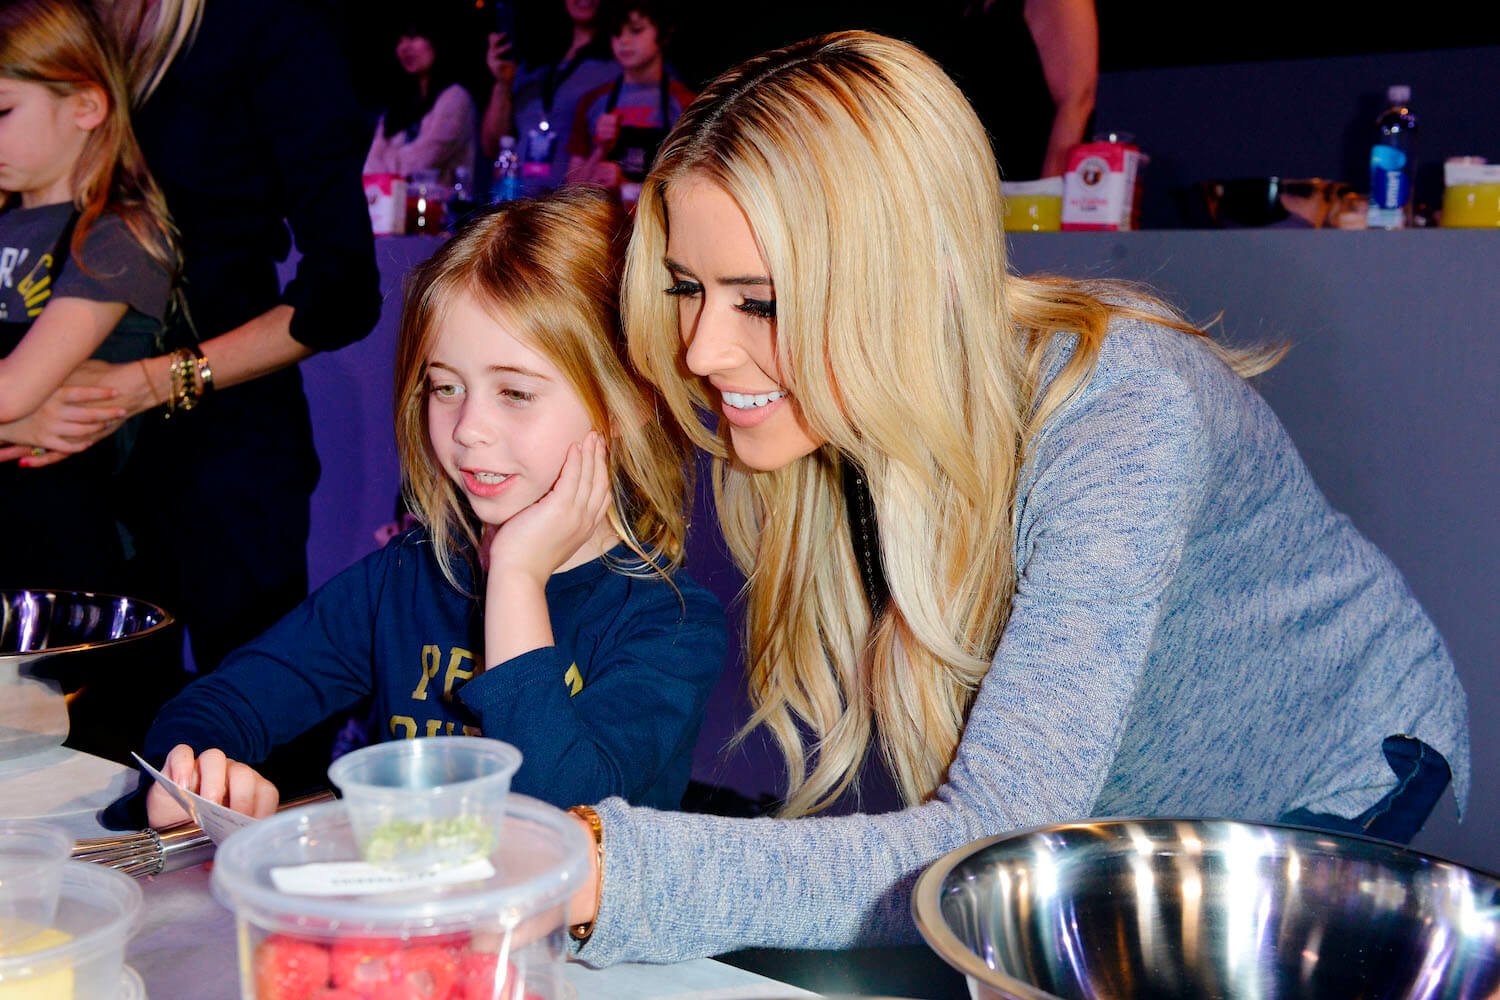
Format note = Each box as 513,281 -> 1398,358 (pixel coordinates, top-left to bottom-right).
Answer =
70,791 -> 335,878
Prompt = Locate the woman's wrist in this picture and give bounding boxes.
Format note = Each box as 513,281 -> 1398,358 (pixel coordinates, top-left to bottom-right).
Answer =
565,805 -> 604,943
125,355 -> 172,417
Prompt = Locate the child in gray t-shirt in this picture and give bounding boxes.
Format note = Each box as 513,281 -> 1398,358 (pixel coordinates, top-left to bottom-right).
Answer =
0,0 -> 174,592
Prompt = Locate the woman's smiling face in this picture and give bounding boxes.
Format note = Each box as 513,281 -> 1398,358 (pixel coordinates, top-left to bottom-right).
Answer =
663,175 -> 823,471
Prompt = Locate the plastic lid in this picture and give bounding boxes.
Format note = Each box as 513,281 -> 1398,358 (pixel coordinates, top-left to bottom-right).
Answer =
0,862 -> 142,982
210,795 -> 589,939
1387,84 -> 1411,103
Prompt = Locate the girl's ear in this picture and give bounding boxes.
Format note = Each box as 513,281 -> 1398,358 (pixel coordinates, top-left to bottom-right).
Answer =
70,85 -> 108,131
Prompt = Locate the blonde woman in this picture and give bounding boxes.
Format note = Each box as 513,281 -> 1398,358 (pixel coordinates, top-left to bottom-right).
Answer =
559,31 -> 1470,964
138,189 -> 725,827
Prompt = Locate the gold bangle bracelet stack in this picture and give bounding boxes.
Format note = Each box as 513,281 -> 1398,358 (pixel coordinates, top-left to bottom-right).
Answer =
164,345 -> 214,417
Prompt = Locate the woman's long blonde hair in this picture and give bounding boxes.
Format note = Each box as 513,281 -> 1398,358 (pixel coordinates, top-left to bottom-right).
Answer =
0,0 -> 176,272
625,31 -> 1279,816
395,188 -> 694,592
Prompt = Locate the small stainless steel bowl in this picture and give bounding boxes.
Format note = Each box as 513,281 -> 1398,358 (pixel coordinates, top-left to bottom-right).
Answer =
1,591 -> 173,758
914,817 -> 1500,1000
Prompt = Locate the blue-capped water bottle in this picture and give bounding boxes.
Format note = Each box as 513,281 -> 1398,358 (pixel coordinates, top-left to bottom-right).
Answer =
1367,85 -> 1417,229
492,135 -> 522,204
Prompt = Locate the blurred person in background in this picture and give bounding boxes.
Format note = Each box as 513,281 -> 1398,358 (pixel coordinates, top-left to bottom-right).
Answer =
932,0 -> 1098,179
480,0 -> 616,194
662,0 -> 1098,180
364,13 -> 477,185
19,0 -> 380,786
566,0 -> 693,211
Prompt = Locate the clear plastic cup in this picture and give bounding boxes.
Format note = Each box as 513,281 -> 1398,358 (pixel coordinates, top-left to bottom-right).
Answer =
327,737 -> 522,871
0,820 -> 72,934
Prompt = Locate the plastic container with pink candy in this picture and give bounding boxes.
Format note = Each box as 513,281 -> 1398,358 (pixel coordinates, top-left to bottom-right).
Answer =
210,738 -> 588,1000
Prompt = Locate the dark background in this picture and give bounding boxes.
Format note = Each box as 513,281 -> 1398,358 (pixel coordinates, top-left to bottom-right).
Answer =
332,0 -> 1500,99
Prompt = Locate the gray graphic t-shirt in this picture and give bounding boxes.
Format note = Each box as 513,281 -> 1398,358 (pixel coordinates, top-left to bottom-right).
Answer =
0,201 -> 169,327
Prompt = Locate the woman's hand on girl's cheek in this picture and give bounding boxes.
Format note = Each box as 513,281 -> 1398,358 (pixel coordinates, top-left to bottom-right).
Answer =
486,432 -> 612,584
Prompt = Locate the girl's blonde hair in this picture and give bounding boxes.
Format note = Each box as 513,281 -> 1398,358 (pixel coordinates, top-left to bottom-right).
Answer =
395,187 -> 694,590
0,0 -> 176,273
625,31 -> 1280,816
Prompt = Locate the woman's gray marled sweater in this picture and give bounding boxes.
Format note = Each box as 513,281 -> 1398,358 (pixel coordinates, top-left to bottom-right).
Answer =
579,315 -> 1471,966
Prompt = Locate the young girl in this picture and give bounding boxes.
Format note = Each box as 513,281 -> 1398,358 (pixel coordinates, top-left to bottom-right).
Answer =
0,0 -> 175,593
142,188 -> 725,826
554,32 -> 1469,965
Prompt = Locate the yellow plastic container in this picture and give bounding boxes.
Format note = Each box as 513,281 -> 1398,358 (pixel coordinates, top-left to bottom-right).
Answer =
1441,184 -> 1500,228
1003,178 -> 1063,232
1441,160 -> 1500,228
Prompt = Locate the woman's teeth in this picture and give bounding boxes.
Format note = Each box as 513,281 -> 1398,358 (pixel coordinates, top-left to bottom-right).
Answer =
472,472 -> 508,484
722,390 -> 785,410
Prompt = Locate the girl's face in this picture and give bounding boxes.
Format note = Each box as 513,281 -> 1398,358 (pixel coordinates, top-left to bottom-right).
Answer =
565,0 -> 599,27
611,13 -> 662,74
426,291 -> 598,529
664,175 -> 823,471
0,79 -> 99,207
395,35 -> 436,77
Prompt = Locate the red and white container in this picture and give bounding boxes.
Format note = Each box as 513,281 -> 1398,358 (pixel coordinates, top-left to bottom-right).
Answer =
1061,135 -> 1148,231
363,174 -> 408,236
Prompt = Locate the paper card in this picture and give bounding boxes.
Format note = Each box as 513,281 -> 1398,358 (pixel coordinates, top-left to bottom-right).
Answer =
269,858 -> 496,897
132,752 -> 258,844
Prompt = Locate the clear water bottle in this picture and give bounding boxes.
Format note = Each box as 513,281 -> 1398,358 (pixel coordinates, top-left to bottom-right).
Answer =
447,166 -> 475,227
492,135 -> 522,204
1367,85 -> 1417,229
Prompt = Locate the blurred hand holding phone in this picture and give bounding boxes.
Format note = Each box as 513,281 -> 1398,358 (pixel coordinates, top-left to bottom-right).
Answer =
486,2 -> 517,85
493,1 -> 515,42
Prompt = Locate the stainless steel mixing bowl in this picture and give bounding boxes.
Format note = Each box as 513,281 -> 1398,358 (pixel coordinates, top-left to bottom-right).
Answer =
1,591 -> 173,758
1,590 -> 173,660
914,817 -> 1500,999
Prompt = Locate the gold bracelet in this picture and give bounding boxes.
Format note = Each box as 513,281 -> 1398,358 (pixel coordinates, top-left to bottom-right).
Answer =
164,346 -> 210,417
192,348 -> 214,396
566,805 -> 604,942
164,349 -> 191,416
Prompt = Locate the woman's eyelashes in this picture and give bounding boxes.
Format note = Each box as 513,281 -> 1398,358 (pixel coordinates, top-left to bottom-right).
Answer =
737,297 -> 776,320
664,278 -> 776,320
